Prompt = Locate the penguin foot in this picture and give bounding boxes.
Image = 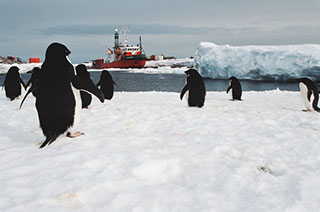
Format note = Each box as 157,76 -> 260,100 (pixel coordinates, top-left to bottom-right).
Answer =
302,109 -> 312,112
67,131 -> 85,138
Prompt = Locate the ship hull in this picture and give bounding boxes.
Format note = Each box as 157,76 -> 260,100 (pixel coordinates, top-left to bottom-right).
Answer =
92,56 -> 147,69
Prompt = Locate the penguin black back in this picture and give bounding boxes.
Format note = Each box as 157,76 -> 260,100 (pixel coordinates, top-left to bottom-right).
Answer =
97,70 -> 116,100
4,66 -> 25,101
76,64 -> 92,108
227,76 -> 242,100
180,68 -> 206,107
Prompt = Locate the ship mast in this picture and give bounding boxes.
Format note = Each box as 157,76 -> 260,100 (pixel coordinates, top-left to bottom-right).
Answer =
139,36 -> 143,52
114,29 -> 119,49
124,26 -> 128,47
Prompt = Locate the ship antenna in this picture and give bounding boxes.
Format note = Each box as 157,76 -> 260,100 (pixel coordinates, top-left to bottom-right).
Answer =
139,36 -> 143,52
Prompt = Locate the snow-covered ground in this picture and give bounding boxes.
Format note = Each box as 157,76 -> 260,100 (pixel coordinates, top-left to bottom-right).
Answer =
1,89 -> 320,211
195,42 -> 320,81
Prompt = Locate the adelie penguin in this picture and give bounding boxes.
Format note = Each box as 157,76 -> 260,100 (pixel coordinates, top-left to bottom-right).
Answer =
297,77 -> 320,112
76,64 -> 93,108
97,70 -> 117,100
180,68 -> 206,107
3,66 -> 26,101
227,76 -> 242,101
24,42 -> 104,148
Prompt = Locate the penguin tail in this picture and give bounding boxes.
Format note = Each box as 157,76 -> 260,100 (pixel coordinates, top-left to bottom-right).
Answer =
315,107 -> 320,113
39,134 -> 60,148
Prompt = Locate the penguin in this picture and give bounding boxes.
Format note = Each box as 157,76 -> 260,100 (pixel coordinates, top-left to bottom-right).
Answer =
180,68 -> 206,107
226,76 -> 242,101
297,77 -> 320,112
28,42 -> 104,148
19,67 -> 41,109
97,70 -> 117,100
3,66 -> 26,101
75,64 -> 92,109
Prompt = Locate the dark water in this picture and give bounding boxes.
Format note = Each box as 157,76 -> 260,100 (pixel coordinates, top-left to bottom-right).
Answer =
0,71 -> 301,92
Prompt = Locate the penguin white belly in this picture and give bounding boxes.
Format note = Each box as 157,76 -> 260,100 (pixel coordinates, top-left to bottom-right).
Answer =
229,88 -> 233,99
69,85 -> 82,132
299,83 -> 313,111
185,90 -> 189,103
66,54 -> 82,132
20,83 -> 24,95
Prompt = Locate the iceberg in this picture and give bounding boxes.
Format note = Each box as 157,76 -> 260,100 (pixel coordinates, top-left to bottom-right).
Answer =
194,42 -> 320,81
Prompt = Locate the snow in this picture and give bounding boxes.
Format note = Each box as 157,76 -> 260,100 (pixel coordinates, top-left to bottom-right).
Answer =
1,89 -> 320,211
0,63 -> 41,74
195,42 -> 320,81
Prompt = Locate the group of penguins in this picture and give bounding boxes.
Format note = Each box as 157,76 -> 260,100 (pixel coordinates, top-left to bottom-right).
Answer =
2,42 -> 320,148
3,43 -> 118,148
181,68 -> 320,113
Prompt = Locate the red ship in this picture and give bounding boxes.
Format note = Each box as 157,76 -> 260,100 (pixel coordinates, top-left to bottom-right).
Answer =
92,28 -> 147,69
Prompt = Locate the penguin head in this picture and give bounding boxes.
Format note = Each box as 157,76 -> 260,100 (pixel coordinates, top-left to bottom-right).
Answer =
229,76 -> 237,81
76,64 -> 90,79
8,66 -> 19,73
297,77 -> 310,83
184,68 -> 200,77
45,42 -> 71,61
7,66 -> 20,77
101,70 -> 112,80
31,67 -> 41,74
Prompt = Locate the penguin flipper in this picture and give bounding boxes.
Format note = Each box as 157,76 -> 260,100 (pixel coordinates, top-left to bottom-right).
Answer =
227,85 -> 232,93
25,78 -> 32,88
19,86 -> 35,109
20,78 -> 26,89
180,84 -> 189,100
96,80 -> 101,87
113,80 -> 119,88
72,77 -> 105,103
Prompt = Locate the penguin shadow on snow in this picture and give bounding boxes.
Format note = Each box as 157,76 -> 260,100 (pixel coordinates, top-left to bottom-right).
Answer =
3,66 -> 26,101
19,42 -> 105,148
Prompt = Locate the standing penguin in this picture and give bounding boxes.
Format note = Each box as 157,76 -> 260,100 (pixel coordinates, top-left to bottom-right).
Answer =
76,64 -> 92,108
180,68 -> 206,107
97,70 -> 117,100
3,66 -> 26,100
298,77 -> 320,112
227,76 -> 242,101
30,42 -> 104,148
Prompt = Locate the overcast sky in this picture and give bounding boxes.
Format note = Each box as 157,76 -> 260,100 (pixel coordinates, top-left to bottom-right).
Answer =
1,0 -> 320,62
